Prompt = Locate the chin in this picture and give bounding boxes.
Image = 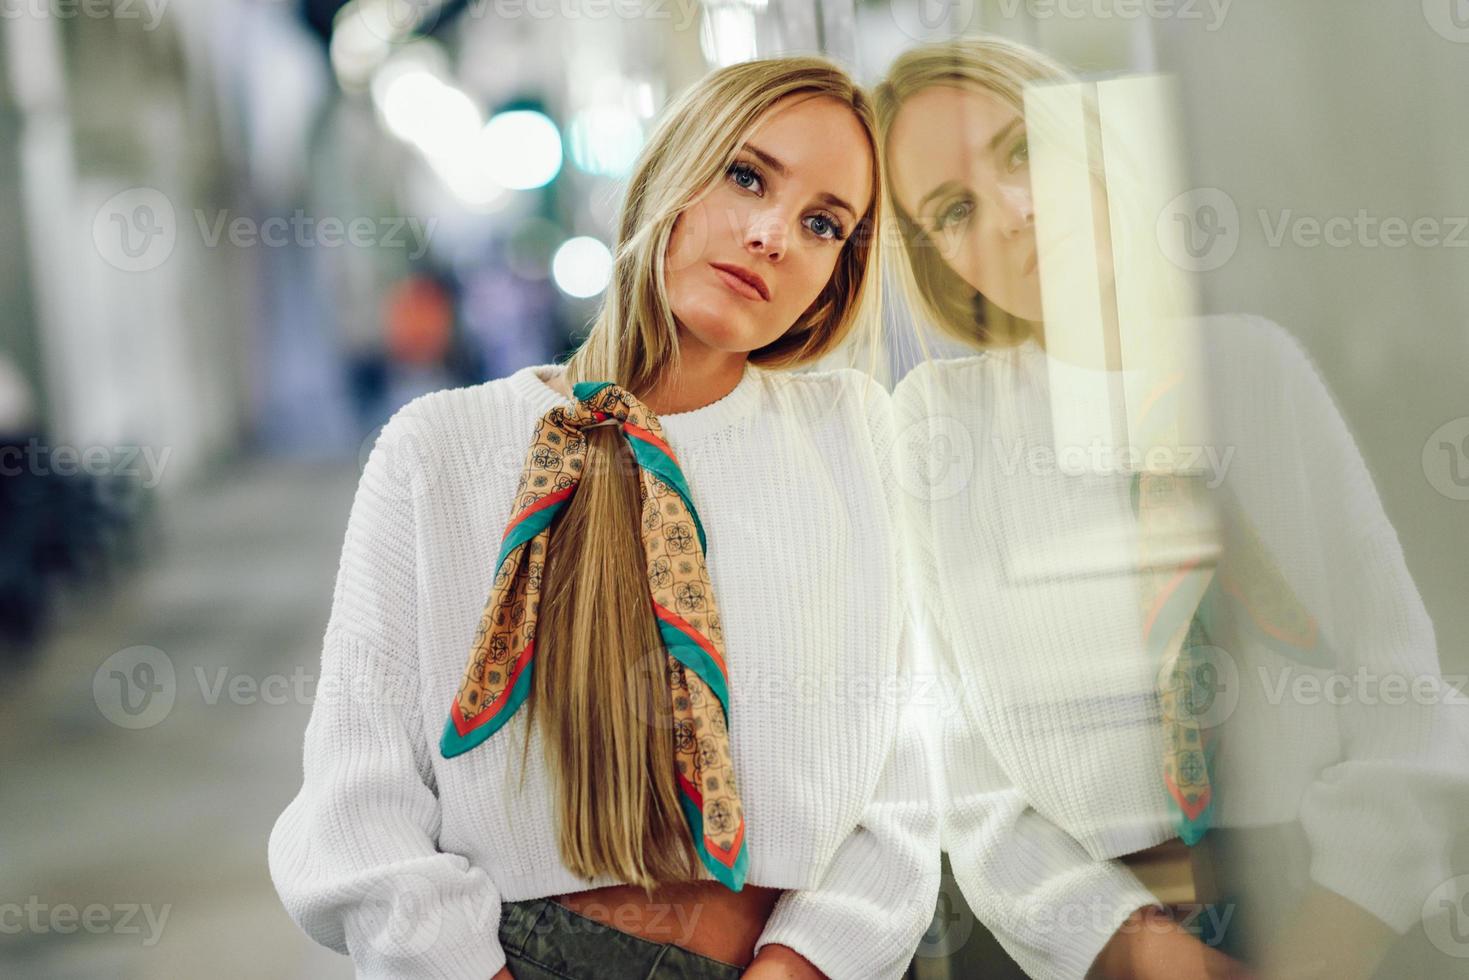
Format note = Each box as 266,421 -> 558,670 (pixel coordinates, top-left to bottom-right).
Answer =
675,307 -> 765,353
675,301 -> 769,354
990,290 -> 1043,324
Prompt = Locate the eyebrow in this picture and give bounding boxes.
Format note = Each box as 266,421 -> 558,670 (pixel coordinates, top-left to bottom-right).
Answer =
915,117 -> 1024,219
741,142 -> 859,220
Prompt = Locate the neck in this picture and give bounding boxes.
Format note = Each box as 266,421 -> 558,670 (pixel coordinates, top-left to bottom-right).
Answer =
641,333 -> 749,416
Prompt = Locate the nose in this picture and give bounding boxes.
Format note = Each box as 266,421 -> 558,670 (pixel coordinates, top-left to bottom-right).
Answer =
744,210 -> 786,261
994,180 -> 1034,241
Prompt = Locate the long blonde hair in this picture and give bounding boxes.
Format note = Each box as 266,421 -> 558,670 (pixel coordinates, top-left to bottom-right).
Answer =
522,55 -> 883,892
873,36 -> 1081,354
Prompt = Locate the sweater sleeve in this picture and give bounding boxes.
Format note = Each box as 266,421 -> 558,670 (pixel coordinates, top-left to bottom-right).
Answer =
750,614 -> 943,979
266,404 -> 508,979
891,366 -> 1164,980
749,372 -> 943,979
1244,316 -> 1469,933
939,682 -> 1165,980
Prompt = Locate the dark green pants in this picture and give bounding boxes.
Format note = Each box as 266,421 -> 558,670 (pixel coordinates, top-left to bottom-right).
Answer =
499,897 -> 746,980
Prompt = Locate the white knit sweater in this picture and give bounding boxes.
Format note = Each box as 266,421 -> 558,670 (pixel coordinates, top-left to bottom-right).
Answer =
893,313 -> 1469,980
267,359 -> 942,980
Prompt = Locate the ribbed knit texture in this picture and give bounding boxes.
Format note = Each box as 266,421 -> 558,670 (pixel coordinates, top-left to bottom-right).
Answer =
894,313 -> 1469,980
266,359 -> 942,979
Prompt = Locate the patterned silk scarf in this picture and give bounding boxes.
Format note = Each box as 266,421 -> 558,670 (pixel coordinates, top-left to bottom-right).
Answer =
1131,373 -> 1330,847
438,377 -> 749,891
1133,467 -> 1218,846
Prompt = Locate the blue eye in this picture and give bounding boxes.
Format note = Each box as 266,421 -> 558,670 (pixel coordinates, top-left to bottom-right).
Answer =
1011,136 -> 1030,169
728,161 -> 761,192
806,213 -> 847,242
934,199 -> 973,231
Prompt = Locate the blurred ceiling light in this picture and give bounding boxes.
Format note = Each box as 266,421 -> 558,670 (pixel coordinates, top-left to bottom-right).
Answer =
566,105 -> 644,178
331,0 -> 444,89
430,151 -> 509,210
480,111 -> 563,190
632,81 -> 657,119
699,6 -> 759,67
371,58 -> 508,209
375,67 -> 480,156
551,236 -> 614,299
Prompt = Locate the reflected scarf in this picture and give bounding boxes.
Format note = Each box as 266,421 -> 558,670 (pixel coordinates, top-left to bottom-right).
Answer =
1131,372 -> 1328,847
438,377 -> 748,891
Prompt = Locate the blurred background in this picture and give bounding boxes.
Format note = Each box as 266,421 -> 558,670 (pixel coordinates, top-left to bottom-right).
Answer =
0,0 -> 1465,977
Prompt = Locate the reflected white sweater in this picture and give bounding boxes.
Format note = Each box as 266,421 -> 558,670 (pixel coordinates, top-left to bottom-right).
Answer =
895,314 -> 1469,980
267,359 -> 941,980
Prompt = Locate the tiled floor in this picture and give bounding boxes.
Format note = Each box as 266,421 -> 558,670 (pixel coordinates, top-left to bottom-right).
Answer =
0,458 -> 360,978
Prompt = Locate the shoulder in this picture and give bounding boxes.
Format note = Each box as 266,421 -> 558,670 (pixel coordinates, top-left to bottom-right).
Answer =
753,364 -> 896,458
757,363 -> 884,415
1192,312 -> 1342,422
891,352 -> 1003,430
775,364 -> 892,419
896,353 -> 989,397
1195,311 -> 1321,380
381,372 -> 543,435
761,363 -> 876,397
362,375 -> 541,485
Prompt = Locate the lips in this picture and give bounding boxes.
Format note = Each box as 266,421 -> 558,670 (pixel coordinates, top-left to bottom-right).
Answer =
710,262 -> 769,301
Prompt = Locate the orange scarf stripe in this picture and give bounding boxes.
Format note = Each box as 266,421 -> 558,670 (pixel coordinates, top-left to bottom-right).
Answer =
450,638 -> 535,736
502,485 -> 575,541
653,600 -> 728,676
621,420 -> 674,458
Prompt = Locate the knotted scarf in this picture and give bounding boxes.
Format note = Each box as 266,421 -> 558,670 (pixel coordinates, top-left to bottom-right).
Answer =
439,376 -> 749,892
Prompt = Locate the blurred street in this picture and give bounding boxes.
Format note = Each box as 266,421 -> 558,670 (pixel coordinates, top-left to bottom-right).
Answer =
0,458 -> 357,978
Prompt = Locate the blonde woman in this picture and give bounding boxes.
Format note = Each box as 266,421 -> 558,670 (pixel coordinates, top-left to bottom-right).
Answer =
875,35 -> 1466,980
268,56 -> 940,980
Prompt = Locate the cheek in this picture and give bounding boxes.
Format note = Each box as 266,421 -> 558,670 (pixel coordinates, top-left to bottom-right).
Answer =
783,248 -> 840,312
667,202 -> 712,274
939,232 -> 984,295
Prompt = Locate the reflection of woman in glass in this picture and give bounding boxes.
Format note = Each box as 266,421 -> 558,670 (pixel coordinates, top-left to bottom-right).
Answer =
269,56 -> 939,980
876,35 -> 1466,980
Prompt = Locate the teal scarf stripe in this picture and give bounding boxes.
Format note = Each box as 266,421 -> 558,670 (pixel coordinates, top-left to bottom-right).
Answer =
440,657 -> 535,758
677,790 -> 749,890
627,435 -> 707,556
656,617 -> 729,715
572,380 -> 613,400
1144,568 -> 1213,663
1170,736 -> 1218,846
498,496 -> 567,572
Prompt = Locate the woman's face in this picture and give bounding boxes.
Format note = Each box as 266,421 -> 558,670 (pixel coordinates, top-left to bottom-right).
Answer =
664,93 -> 874,355
886,84 -> 1044,322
